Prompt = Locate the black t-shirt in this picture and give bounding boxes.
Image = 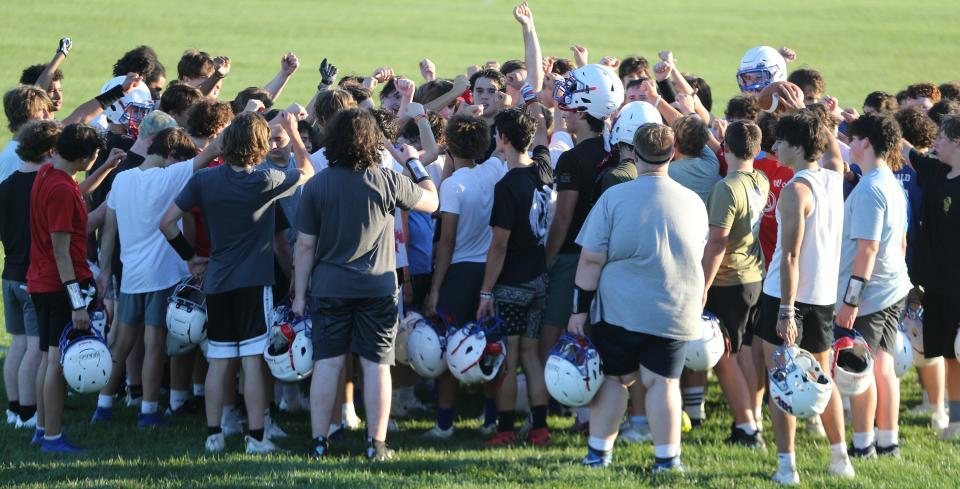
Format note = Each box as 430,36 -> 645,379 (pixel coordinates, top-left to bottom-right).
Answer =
490,145 -> 554,285
910,149 -> 960,296
0,171 -> 38,281
554,136 -> 608,254
480,122 -> 498,163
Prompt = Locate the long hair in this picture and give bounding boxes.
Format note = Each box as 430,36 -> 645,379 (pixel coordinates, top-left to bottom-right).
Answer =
323,108 -> 382,171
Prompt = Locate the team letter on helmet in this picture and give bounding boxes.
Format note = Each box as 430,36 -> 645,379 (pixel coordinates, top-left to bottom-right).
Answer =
407,313 -> 454,378
832,329 -> 875,397
736,46 -> 787,93
545,334 -> 603,407
264,317 -> 313,382
683,312 -> 726,371
60,323 -> 113,394
166,278 -> 207,345
769,346 -> 832,419
553,64 -> 624,119
609,101 -> 663,147
446,317 -> 506,384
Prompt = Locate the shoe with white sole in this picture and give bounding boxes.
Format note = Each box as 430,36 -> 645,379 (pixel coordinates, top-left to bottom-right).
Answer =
932,410 -> 949,434
124,393 -> 142,408
264,414 -> 288,439
15,413 -> 37,429
205,433 -> 225,453
245,435 -> 277,454
423,425 -> 454,440
617,420 -> 651,443
5,409 -> 17,425
828,456 -> 855,478
772,466 -> 800,485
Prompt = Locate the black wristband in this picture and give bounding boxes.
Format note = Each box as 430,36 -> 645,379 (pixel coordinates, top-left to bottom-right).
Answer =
167,232 -> 196,261
571,285 -> 596,315
405,157 -> 430,184
842,276 -> 867,307
94,84 -> 125,110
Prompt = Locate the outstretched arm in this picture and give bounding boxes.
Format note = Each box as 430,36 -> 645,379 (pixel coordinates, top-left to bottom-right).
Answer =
36,37 -> 71,91
514,2 -> 543,92
62,73 -> 143,125
263,52 -> 300,101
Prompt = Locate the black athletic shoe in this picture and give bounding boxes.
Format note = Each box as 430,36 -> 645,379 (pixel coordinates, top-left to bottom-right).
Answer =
726,424 -> 766,449
848,443 -> 877,459
309,437 -> 330,459
689,418 -> 703,429
877,444 -> 901,459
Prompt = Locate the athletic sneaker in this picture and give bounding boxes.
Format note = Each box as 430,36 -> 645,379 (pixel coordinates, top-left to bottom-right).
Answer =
526,427 -> 550,447
828,457 -> 855,478
15,413 -> 37,429
40,434 -> 83,453
5,409 -> 17,425
618,420 -> 651,443
848,443 -> 877,459
652,457 -> 686,474
909,403 -> 933,415
423,425 -> 454,440
265,414 -> 288,439
205,433 -> 225,453
310,438 -> 330,458
221,407 -> 245,436
941,422 -> 960,440
245,435 -> 277,455
365,440 -> 394,462
90,406 -> 113,423
932,410 -> 949,434
137,412 -> 170,428
343,404 -> 362,430
31,428 -> 44,445
479,421 -> 497,436
581,447 -> 612,468
279,389 -> 309,413
485,431 -> 517,446
771,466 -> 800,485
726,424 -> 765,449
877,444 -> 900,459
328,422 -> 346,442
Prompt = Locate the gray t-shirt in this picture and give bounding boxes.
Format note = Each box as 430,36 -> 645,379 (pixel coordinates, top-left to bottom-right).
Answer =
836,167 -> 912,315
577,174 -> 708,341
174,164 -> 298,294
667,146 -> 720,204
296,165 -> 423,298
258,154 -> 301,245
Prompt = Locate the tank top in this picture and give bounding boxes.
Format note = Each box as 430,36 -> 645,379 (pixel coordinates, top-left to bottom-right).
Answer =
763,168 -> 843,305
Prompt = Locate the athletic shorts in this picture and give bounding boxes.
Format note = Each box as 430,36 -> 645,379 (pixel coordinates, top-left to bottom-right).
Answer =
205,286 -> 272,359
923,291 -> 960,359
493,273 -> 548,339
756,293 -> 835,354
437,261 -> 485,327
853,297 -> 905,355
3,279 -> 38,336
31,280 -> 93,352
543,253 -> 579,327
311,294 -> 399,365
591,320 -> 687,379
117,285 -> 175,326
705,281 -> 761,353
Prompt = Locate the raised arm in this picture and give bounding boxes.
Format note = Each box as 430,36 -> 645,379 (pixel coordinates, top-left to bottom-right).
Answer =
397,145 -> 439,213
263,52 -> 300,102
514,2 -> 543,92
407,102 -> 440,164
36,38 -> 71,92
423,74 -> 469,114
62,73 -> 143,126
198,56 -> 230,97
278,111 -> 315,184
78,148 -> 125,195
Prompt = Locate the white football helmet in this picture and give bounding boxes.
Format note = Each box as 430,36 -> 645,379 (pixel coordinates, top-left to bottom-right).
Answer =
407,314 -> 454,379
902,306 -> 937,367
769,345 -> 832,419
165,331 -> 198,357
553,64 -> 625,119
264,317 -> 313,382
544,334 -> 603,407
893,325 -> 912,378
736,46 -> 787,93
395,311 -> 423,366
166,278 -> 207,345
59,323 -> 112,394
609,101 -> 662,147
684,312 -> 726,371
446,317 -> 506,384
100,75 -> 154,126
832,331 -> 874,397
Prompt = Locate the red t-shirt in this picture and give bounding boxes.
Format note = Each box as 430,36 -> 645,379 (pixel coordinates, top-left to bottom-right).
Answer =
716,147 -> 728,177
27,164 -> 92,293
753,153 -> 794,269
191,156 -> 225,257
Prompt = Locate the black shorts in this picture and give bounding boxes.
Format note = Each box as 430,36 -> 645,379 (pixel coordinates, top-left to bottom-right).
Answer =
923,291 -> 960,359
705,282 -> 761,353
437,262 -> 485,327
592,321 -> 687,379
311,294 -> 399,365
756,293 -> 834,354
32,288 -> 75,352
205,286 -> 272,359
854,298 -> 905,355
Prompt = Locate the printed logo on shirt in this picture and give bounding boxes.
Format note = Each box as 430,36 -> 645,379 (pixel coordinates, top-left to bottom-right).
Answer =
529,184 -> 556,245
946,196 -> 953,215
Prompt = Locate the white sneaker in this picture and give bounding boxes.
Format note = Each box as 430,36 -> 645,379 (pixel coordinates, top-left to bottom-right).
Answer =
245,435 -> 277,454
423,425 -> 454,440
941,422 -> 960,440
618,420 -> 652,443
932,410 -> 949,434
15,413 -> 37,429
221,407 -> 245,436
5,409 -> 17,425
828,457 -> 855,479
772,466 -> 800,485
205,433 -> 225,453
806,417 -> 827,438
909,403 -> 933,416
400,395 -> 429,413
264,414 -> 288,439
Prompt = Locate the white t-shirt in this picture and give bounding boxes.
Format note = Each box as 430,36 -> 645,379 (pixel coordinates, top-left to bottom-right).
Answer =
309,147 -> 329,172
439,157 -> 508,264
549,131 -> 574,170
381,150 -> 408,268
0,141 -> 22,184
108,160 -> 193,293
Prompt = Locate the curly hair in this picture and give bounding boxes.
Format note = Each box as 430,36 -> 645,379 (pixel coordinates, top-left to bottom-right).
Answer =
725,95 -> 760,122
15,120 -> 60,163
186,99 -> 233,139
849,112 -> 903,169
148,127 -> 198,161
928,99 -> 960,126
20,65 -> 64,86
894,107 -> 937,150
221,112 -> 269,167
371,107 -> 398,144
671,115 -> 709,157
112,45 -> 158,77
775,109 -> 829,162
444,113 -> 490,159
323,108 -> 383,171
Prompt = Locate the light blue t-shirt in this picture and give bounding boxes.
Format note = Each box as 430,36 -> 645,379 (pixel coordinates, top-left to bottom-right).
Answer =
836,166 -> 912,315
0,141 -> 21,184
667,146 -> 720,204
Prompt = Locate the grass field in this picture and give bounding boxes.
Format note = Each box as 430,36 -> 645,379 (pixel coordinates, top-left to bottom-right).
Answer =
2,0 -> 960,487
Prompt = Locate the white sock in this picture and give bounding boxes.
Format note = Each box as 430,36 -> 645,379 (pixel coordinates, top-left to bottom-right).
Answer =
576,407 -> 590,423
98,394 -> 114,408
830,443 -> 847,460
192,383 -> 205,397
170,390 -> 190,410
778,452 -> 796,470
654,444 -> 680,459
852,431 -> 875,449
141,401 -> 158,415
736,422 -> 758,435
682,387 -> 706,419
877,429 -> 898,447
344,402 -> 357,418
43,432 -> 62,441
588,436 -> 615,452
630,415 -> 648,427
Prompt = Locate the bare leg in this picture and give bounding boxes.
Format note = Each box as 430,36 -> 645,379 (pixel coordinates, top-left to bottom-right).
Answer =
99,322 -> 137,397
310,356 -> 346,438
642,368 -> 681,448
588,374 -> 634,444
204,359 -> 230,430
495,336 -> 522,420
42,347 -> 67,436
36,352 -> 47,429
240,355 -> 266,432
19,336 -> 42,407
361,358 -> 392,441
714,352 -> 756,425
873,351 -> 899,432
811,350 -> 846,447
764,340 -> 796,454
125,329 -> 145,392
520,336 -> 547,407
4,335 -> 26,405
141,326 -> 167,405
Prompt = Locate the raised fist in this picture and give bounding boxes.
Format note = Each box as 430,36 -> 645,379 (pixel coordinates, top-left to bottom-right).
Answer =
214,56 -> 231,78
58,37 -> 73,55
419,58 -> 437,82
571,45 -> 588,67
395,78 -> 416,101
513,1 -> 534,27
281,52 -> 300,76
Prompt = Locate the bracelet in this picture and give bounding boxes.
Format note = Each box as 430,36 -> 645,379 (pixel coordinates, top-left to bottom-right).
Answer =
479,291 -> 494,301
167,232 -> 196,261
654,95 -> 663,109
571,285 -> 596,315
843,276 -> 867,307
94,85 -> 125,110
519,83 -> 537,104
414,113 -> 427,124
405,157 -> 430,183
64,280 -> 86,311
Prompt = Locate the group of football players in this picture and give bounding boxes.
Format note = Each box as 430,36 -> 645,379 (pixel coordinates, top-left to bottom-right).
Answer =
1,2 -> 959,484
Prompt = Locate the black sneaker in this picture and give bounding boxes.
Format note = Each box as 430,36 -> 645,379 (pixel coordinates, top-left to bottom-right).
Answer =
877,444 -> 900,459
309,437 -> 330,459
726,424 -> 765,449
848,443 -> 877,459
365,439 -> 395,462
689,418 -> 704,429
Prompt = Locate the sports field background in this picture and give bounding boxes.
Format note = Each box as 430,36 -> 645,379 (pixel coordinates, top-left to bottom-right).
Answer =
2,0 -> 960,487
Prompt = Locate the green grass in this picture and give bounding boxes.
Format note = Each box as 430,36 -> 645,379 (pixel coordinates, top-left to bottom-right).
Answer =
3,0 -> 960,486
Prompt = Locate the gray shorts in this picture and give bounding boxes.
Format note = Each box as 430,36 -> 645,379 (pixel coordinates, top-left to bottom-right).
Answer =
2,279 -> 38,336
853,297 -> 906,355
117,286 -> 176,326
494,273 -> 548,339
543,253 -> 579,327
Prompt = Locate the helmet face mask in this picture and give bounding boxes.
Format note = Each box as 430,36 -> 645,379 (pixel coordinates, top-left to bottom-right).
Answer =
553,64 -> 624,119
736,46 -> 787,93
769,346 -> 831,419
166,278 -> 208,344
59,323 -> 113,394
264,316 -> 313,382
736,70 -> 774,93
544,334 -> 603,407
